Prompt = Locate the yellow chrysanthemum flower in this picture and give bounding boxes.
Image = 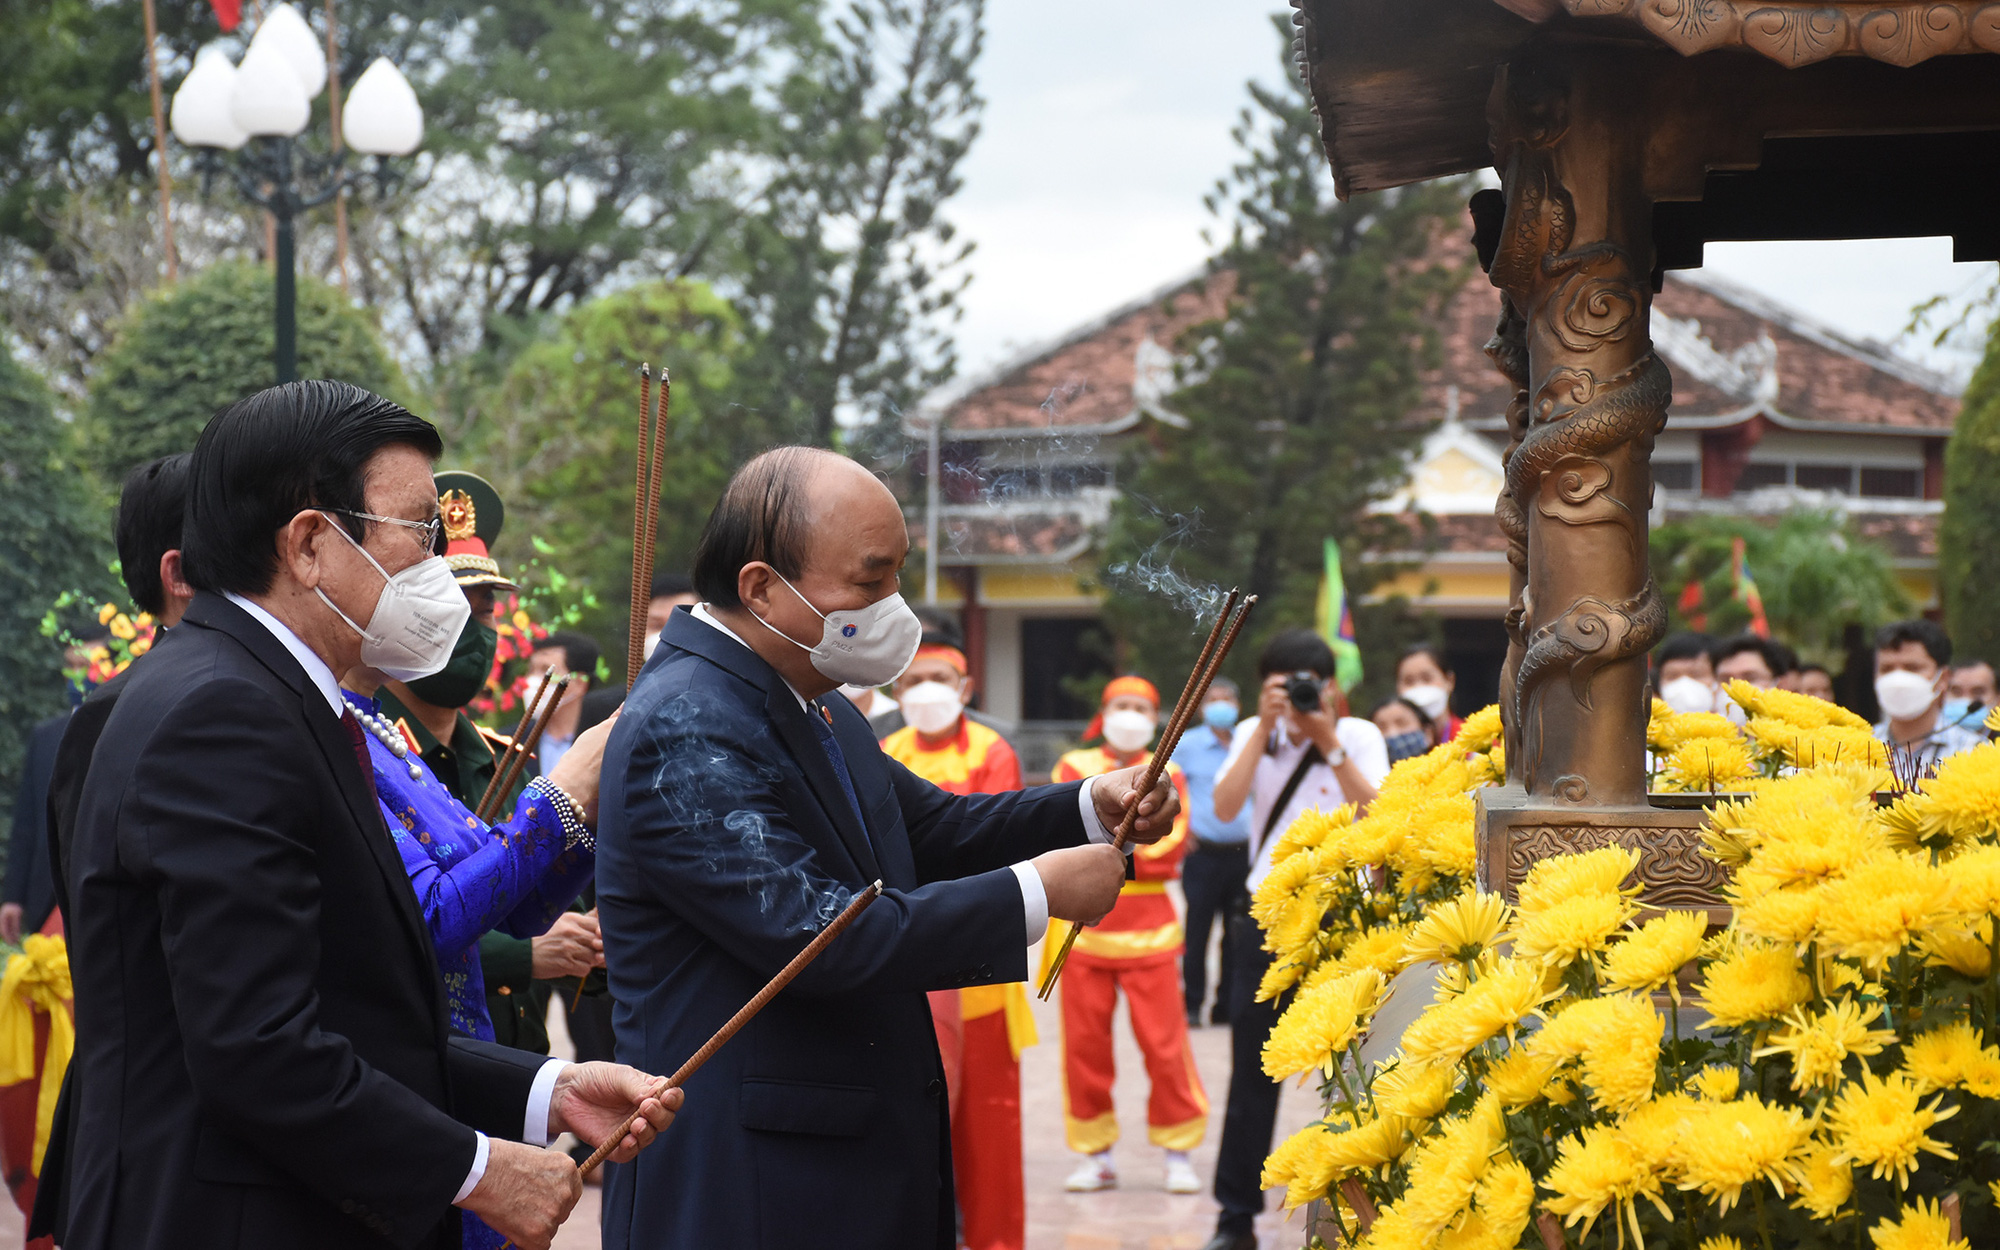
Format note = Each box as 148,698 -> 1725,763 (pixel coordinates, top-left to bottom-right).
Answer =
1328,924 -> 1413,978
1659,736 -> 1758,793
1728,678 -> 1870,731
1824,1069 -> 1960,1189
1815,853 -> 1957,966
1270,803 -> 1357,866
1699,1239 -> 1747,1250
1453,705 -> 1503,753
1375,1062 -> 1457,1121
1601,910 -> 1708,998
1689,1065 -> 1739,1102
1399,959 -> 1556,1070
1485,1046 -> 1562,1109
1699,937 -> 1813,1027
1732,884 -> 1822,949
1529,994 -> 1663,1115
1541,1124 -> 1673,1247
1942,843 -> 2000,918
1516,845 -> 1641,912
1752,998 -> 1898,1091
1392,1098 -> 1506,1242
1404,891 -> 1511,967
1920,921 -> 1992,977
1262,967 -> 1387,1080
1868,1198 -> 1969,1250
1725,771 -> 1887,894
1916,741 -> 2000,847
1649,708 -> 1739,754
1672,1094 -> 1812,1215
1901,1020 -> 1997,1094
1255,953 -> 1308,1003
1790,1144 -> 1854,1221
1468,1156 -> 1535,1248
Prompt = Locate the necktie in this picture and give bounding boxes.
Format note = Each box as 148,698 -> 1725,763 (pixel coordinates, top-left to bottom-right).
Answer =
808,700 -> 869,839
340,710 -> 380,802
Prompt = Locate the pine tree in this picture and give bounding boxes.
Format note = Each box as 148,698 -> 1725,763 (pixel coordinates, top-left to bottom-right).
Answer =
737,0 -> 983,447
1941,317 -> 2000,660
1099,19 -> 1467,697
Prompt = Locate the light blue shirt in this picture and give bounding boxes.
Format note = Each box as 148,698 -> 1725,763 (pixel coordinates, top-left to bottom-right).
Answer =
1171,722 -> 1253,846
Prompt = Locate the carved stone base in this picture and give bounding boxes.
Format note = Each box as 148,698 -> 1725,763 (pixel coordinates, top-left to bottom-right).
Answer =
1475,784 -> 1731,922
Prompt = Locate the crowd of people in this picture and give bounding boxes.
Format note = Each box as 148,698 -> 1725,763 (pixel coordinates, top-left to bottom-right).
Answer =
16,376 -> 1986,1250
1650,621 -> 1994,771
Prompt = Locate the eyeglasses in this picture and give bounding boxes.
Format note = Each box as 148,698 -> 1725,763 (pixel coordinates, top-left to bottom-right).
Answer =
328,508 -> 445,554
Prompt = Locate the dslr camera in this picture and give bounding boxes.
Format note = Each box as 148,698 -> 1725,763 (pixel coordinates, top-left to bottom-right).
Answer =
1284,671 -> 1325,714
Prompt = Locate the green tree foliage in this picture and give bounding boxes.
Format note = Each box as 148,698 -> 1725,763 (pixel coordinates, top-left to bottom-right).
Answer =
1097,21 -> 1468,701
0,352 -> 115,831
739,0 -> 982,446
1940,317 -> 2000,661
1653,507 -> 1911,664
462,281 -> 763,678
82,259 -> 409,480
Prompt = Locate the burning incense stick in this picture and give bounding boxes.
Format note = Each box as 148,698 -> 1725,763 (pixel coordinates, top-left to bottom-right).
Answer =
473,671 -> 559,822
575,881 -> 884,1179
1038,594 -> 1256,999
475,673 -> 571,825
626,365 -> 655,688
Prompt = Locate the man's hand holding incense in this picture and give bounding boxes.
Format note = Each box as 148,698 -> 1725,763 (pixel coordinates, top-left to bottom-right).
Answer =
1088,765 -> 1181,844
1032,845 -> 1127,924
548,1061 -> 683,1163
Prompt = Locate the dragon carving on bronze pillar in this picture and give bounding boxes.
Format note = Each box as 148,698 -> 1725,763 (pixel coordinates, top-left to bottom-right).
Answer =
1485,61 -> 1670,805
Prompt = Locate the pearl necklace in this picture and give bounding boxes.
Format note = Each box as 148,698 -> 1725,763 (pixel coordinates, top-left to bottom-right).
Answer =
346,697 -> 424,780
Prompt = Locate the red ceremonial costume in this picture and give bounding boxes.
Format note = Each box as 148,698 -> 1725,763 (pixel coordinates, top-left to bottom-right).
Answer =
881,704 -> 1034,1250
1048,735 -> 1205,1156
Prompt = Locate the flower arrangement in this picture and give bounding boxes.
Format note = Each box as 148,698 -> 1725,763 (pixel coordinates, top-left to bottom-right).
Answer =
470,537 -> 604,721
40,594 -> 157,689
1259,689 -> 2000,1250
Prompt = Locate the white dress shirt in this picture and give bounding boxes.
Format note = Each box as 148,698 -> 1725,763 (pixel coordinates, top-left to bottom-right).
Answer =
686,603 -> 1117,942
224,593 -> 566,1203
1223,715 -> 1392,892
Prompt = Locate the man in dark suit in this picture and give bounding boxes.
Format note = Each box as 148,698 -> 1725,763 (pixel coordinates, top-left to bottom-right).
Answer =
59,381 -> 676,1250
3,712 -> 65,944
597,446 -> 1180,1249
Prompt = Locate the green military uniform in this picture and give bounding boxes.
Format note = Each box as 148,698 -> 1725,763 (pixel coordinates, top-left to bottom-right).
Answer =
379,470 -> 584,1055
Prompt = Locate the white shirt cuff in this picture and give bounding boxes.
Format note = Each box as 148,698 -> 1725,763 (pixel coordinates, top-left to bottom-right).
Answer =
1011,861 -> 1048,944
453,1133 -> 489,1205
524,1057 -> 568,1146
1077,776 -> 1116,845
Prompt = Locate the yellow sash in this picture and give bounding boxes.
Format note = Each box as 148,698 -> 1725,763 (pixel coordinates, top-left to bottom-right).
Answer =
0,934 -> 73,1173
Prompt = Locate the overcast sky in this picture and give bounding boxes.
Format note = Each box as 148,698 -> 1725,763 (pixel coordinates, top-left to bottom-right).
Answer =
947,1 -> 1995,389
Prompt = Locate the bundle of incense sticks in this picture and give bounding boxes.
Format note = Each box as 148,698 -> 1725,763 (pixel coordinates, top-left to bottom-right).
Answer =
575,881 -> 885,1179
1037,590 -> 1256,999
626,365 -> 670,691
473,672 -> 573,825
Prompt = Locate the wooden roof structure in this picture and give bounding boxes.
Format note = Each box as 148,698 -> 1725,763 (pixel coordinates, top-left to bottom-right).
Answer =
1293,0 -> 2000,264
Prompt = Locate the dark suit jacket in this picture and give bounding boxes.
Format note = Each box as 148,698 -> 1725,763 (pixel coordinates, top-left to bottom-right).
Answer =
596,607 -> 1090,1250
4,712 -> 65,932
59,592 -> 544,1250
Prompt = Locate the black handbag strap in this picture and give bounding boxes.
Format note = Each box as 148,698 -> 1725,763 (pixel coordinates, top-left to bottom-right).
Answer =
1252,743 -> 1326,863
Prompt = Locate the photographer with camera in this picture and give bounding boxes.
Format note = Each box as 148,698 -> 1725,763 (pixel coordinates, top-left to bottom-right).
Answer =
1198,629 -> 1389,1250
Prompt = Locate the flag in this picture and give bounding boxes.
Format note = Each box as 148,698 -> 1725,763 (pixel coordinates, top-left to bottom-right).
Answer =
1314,538 -> 1364,694
1730,535 -> 1769,638
211,0 -> 242,31
1676,579 -> 1707,631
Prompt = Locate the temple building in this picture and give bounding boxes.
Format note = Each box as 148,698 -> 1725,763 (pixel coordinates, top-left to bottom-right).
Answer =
902,263 -> 1959,770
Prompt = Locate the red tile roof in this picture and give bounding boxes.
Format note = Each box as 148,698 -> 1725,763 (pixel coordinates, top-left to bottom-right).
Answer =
932,272 -> 1235,435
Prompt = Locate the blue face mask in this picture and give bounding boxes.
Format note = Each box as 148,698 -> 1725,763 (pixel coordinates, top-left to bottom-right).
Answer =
1384,730 -> 1430,762
1202,702 -> 1238,732
1942,697 -> 1976,726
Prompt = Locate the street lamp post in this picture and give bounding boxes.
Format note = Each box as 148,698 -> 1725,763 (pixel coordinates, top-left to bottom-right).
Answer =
169,4 -> 422,384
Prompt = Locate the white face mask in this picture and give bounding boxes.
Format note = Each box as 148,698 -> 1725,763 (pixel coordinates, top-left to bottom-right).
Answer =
1659,676 -> 1718,715
753,570 -> 923,689
1102,708 -> 1157,754
314,513 -> 471,682
520,670 -> 575,714
1875,670 -> 1940,722
898,681 -> 964,736
1401,683 -> 1450,721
